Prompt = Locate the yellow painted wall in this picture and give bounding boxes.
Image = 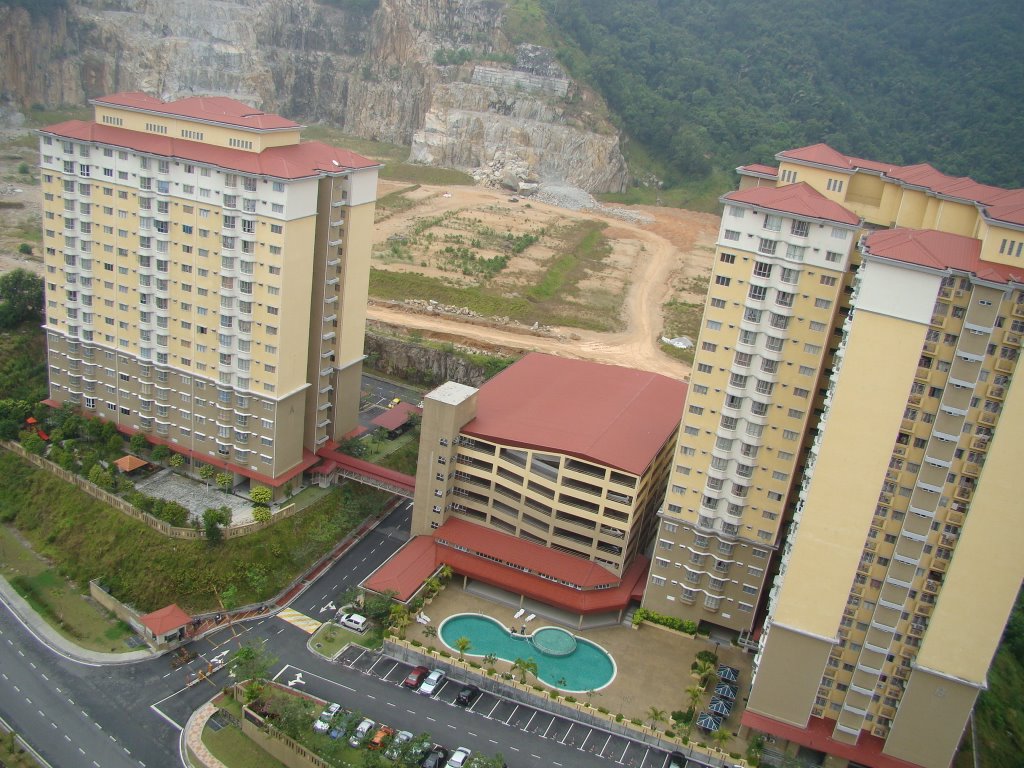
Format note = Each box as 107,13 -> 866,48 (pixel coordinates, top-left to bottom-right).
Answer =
338,201 -> 375,366
276,216 -> 317,395
95,105 -> 301,152
772,310 -> 928,635
915,358 -> 1024,683
747,625 -> 833,726
884,668 -> 978,768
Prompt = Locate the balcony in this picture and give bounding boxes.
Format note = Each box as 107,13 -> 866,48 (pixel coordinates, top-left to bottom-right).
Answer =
914,367 -> 931,382
962,462 -> 981,478
1003,330 -> 1021,347
1013,303 -> 1024,318
923,579 -> 941,594
978,411 -> 998,427
995,357 -> 1016,374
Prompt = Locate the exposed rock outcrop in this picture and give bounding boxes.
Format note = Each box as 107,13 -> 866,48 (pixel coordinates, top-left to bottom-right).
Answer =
0,0 -> 627,192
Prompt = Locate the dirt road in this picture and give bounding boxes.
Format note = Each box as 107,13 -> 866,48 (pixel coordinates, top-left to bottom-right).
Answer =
369,182 -> 718,379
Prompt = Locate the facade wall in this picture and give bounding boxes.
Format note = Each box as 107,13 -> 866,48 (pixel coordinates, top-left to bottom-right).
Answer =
411,382 -> 676,576
39,99 -> 377,484
642,198 -> 860,633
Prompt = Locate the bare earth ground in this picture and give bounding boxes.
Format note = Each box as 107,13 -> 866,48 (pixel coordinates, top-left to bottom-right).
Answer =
0,130 -> 718,378
369,180 -> 719,378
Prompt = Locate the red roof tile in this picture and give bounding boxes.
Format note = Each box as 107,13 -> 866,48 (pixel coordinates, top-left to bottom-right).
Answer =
370,402 -> 422,431
362,536 -> 439,601
738,163 -> 778,177
140,603 -> 191,636
862,228 -> 1024,285
315,446 -> 416,493
723,182 -> 860,226
39,120 -> 379,179
435,517 -> 620,589
363,522 -> 651,613
742,711 -> 921,768
92,92 -> 301,131
462,353 -> 686,475
778,143 -> 1024,226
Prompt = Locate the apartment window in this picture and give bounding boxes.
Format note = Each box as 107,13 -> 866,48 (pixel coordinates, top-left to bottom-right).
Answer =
820,275 -> 838,286
826,178 -> 845,193
702,341 -> 717,352
723,230 -> 740,242
809,320 -> 827,332
720,253 -> 736,264
715,275 -> 731,286
710,297 -> 726,309
805,342 -> 823,355
815,298 -> 832,309
763,214 -> 783,232
758,239 -> 777,255
270,224 -> 283,234
825,251 -> 843,263
783,429 -> 799,441
748,285 -> 768,301
791,220 -> 809,237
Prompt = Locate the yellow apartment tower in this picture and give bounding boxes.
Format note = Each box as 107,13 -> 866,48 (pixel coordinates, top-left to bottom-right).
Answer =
647,143 -> 1024,767
37,93 -> 380,494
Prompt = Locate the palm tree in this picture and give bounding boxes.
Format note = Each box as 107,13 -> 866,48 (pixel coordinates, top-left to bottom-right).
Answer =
512,657 -> 538,684
685,685 -> 705,738
454,636 -> 472,661
693,658 -> 716,687
390,610 -> 411,639
646,706 -> 667,731
438,564 -> 454,583
712,729 -> 731,753
482,653 -> 498,668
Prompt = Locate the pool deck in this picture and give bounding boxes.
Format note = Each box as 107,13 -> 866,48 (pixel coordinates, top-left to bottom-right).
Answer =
407,586 -> 755,749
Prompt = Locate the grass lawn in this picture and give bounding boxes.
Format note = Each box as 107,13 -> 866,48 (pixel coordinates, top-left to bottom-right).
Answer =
310,622 -> 350,659
202,721 -> 288,768
0,452 -> 391,613
1,526 -> 136,652
0,730 -> 45,768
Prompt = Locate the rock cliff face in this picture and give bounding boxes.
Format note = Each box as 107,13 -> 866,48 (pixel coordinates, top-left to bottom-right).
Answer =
0,0 -> 627,191
364,328 -> 514,388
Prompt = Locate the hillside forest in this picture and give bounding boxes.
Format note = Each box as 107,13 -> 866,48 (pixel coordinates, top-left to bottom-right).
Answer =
542,0 -> 1024,188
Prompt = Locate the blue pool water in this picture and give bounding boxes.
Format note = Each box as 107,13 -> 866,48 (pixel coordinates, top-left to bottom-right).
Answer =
438,614 -> 616,692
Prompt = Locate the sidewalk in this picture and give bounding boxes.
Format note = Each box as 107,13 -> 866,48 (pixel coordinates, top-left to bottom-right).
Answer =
0,575 -> 155,665
182,700 -> 227,768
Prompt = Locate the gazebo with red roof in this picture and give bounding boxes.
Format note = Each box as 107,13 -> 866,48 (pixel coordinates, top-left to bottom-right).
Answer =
139,604 -> 191,645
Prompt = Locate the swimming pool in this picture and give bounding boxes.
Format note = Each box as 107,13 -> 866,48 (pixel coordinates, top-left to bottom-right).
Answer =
438,614 -> 616,692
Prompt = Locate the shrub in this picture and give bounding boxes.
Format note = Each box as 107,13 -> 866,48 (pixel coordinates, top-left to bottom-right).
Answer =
410,640 -> 422,647
615,713 -> 624,723
696,649 -> 719,665
18,243 -> 33,255
633,607 -> 698,634
630,718 -> 642,726
665,730 -> 675,738
565,696 -> 576,704
549,690 -> 558,699
597,706 -> 609,714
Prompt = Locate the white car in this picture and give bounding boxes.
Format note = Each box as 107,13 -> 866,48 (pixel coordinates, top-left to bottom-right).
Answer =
348,717 -> 376,747
384,730 -> 414,760
313,702 -> 340,733
448,747 -> 473,768
336,611 -> 368,632
417,668 -> 446,696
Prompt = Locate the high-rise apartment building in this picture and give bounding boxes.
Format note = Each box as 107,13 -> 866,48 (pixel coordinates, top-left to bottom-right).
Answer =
642,181 -> 863,636
647,142 -> 1024,767
37,93 -> 379,493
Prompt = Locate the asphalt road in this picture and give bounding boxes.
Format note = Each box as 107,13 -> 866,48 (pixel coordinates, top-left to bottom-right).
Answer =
0,606 -> 173,767
0,497 -> 710,768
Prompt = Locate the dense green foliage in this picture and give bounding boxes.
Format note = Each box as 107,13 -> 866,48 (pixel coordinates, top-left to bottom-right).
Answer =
544,0 -> 1024,187
0,323 -> 47,407
0,269 -> 44,331
971,589 -> 1024,766
0,452 -> 389,612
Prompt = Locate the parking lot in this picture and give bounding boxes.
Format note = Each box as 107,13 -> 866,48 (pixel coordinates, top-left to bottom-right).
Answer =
336,646 -> 717,768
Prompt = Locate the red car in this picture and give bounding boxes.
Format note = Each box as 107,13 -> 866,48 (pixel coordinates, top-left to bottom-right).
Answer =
403,665 -> 429,689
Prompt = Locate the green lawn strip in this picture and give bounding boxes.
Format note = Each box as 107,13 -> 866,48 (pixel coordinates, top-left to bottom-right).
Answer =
972,646 -> 1024,768
2,526 -> 135,652
375,437 -> 419,476
0,451 -> 390,613
309,622 -> 350,659
202,721 -> 289,768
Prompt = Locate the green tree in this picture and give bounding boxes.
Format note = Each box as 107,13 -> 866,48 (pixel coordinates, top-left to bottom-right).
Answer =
129,433 -> 148,455
711,728 -> 731,752
362,590 -> 397,623
512,657 -> 538,684
693,658 -> 715,687
0,269 -> 44,330
438,564 -> 454,583
422,624 -> 437,639
198,464 -> 215,487
215,472 -> 233,492
230,642 -> 277,682
264,694 -> 314,740
252,505 -> 271,524
151,444 -> 170,464
19,430 -> 45,455
18,243 -> 32,255
202,506 -> 231,544
250,485 -> 272,505
169,453 -> 184,470
646,706 -> 667,731
454,635 -> 472,661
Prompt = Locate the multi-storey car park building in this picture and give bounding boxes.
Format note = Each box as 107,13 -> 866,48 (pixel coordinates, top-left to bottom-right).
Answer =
37,93 -> 379,494
366,353 -> 686,624
647,142 -> 1024,768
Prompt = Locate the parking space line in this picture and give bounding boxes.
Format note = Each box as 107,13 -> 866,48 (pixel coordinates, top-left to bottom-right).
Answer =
597,734 -> 612,756
504,704 -> 519,724
619,741 -> 631,764
523,710 -> 537,731
485,699 -> 501,718
560,723 -> 574,744
579,729 -> 592,751
542,717 -> 555,738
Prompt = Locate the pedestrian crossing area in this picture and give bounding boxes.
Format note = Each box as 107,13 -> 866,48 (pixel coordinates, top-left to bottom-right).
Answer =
276,608 -> 323,634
